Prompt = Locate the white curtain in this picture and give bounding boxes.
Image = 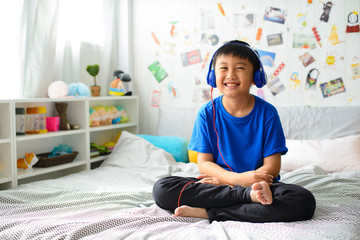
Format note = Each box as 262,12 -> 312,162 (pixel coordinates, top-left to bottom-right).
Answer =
1,0 -> 130,98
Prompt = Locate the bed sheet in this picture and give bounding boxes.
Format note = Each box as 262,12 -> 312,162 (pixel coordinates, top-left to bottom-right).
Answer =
0,132 -> 359,240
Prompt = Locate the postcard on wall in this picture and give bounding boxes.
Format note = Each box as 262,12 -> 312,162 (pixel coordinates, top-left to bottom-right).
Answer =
264,6 -> 286,24
201,9 -> 215,30
151,90 -> 161,107
293,33 -> 317,49
267,76 -> 285,96
256,49 -> 276,67
181,49 -> 202,67
320,78 -> 346,98
148,60 -> 168,83
267,33 -> 283,46
299,52 -> 315,67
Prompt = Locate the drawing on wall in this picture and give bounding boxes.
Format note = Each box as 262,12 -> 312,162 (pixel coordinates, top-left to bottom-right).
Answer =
320,78 -> 346,98
311,27 -> 322,47
148,61 -> 168,83
180,49 -> 202,66
201,9 -> 215,30
299,52 -> 315,67
234,13 -> 256,28
351,61 -> 360,79
324,51 -> 337,69
292,33 -> 317,49
256,49 -> 276,67
296,12 -> 307,29
151,90 -> 161,107
328,25 -> 345,45
202,33 -> 219,46
290,72 -> 301,91
346,11 -> 360,33
267,33 -> 283,46
167,81 -> 180,98
264,6 -> 286,24
305,68 -> 319,90
320,1 -> 333,23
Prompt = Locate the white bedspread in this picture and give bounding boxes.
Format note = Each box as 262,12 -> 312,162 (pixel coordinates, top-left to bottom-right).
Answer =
0,132 -> 359,240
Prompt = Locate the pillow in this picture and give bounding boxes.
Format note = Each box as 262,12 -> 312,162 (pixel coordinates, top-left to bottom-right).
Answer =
137,135 -> 189,163
281,134 -> 360,172
102,131 -> 175,169
188,150 -> 198,163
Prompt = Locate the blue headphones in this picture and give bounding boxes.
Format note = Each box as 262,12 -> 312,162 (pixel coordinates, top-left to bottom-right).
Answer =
206,42 -> 267,88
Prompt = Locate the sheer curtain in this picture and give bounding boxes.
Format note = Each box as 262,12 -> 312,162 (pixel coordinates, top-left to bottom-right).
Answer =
1,0 -> 129,98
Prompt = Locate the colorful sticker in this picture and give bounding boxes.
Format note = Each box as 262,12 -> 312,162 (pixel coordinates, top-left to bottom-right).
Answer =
328,25 -> 345,45
320,78 -> 346,98
148,61 -> 168,83
351,62 -> 360,79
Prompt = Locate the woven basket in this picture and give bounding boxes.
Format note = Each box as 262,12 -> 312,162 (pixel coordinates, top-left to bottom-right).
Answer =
34,151 -> 79,168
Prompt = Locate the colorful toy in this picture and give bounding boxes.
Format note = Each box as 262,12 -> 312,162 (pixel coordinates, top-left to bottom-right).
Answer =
17,152 -> 38,169
48,144 -> 73,157
110,70 -> 132,96
55,102 -> 70,130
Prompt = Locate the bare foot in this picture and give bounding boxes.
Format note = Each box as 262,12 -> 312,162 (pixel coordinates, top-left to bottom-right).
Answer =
250,181 -> 273,205
173,205 -> 209,219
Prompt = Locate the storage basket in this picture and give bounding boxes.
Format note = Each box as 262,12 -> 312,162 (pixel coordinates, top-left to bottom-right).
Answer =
34,151 -> 79,168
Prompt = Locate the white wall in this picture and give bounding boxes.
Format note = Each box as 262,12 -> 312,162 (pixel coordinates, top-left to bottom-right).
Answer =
132,0 -> 360,135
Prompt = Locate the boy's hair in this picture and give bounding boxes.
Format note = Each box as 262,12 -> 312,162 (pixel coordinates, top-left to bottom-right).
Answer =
212,40 -> 261,75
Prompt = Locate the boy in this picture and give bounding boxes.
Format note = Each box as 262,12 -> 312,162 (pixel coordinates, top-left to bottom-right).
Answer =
153,40 -> 316,223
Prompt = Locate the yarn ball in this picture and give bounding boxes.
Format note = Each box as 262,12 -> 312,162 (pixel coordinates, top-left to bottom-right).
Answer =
68,82 -> 91,97
47,81 -> 69,98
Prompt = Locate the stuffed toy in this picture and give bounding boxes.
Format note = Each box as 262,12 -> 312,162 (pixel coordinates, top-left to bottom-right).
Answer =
109,70 -> 132,96
89,108 -> 101,127
55,102 -> 71,130
17,152 -> 38,169
47,81 -> 69,98
68,82 -> 91,97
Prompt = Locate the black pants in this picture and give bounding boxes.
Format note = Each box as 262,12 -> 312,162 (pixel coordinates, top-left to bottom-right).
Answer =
152,176 -> 316,223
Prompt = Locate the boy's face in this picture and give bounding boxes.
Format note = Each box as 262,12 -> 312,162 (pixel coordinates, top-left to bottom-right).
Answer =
214,54 -> 254,98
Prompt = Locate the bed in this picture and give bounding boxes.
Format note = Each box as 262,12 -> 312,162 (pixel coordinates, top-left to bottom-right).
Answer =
1,105 -> 359,240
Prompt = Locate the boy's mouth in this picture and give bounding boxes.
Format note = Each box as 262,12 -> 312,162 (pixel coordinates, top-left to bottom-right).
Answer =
224,83 -> 239,87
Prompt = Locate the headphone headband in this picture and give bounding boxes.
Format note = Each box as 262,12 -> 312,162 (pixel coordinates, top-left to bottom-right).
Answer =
206,41 -> 267,88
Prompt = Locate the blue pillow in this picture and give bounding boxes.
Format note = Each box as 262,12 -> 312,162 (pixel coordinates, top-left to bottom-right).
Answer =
137,135 -> 189,163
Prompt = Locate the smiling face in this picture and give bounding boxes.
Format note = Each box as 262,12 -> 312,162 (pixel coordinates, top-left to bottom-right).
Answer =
215,54 -> 254,99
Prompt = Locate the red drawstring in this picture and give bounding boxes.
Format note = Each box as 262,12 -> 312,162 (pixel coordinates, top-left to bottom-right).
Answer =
177,181 -> 194,208
211,87 -> 233,172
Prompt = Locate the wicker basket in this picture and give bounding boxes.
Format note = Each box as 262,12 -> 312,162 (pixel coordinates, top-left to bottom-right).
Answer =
34,151 -> 79,168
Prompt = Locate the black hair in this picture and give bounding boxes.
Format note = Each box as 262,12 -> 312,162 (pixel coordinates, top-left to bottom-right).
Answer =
212,40 -> 260,75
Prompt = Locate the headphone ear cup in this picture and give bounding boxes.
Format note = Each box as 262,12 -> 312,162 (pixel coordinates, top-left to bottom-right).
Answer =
207,70 -> 217,88
254,70 -> 265,88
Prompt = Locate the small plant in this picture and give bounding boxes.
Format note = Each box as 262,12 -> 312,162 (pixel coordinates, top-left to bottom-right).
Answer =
86,64 -> 100,86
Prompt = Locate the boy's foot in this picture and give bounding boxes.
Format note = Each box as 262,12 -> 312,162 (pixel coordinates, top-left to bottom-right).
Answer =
250,181 -> 273,205
173,205 -> 209,219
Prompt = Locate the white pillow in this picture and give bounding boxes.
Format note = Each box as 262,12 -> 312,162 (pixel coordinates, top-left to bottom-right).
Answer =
281,134 -> 360,172
102,131 -> 175,169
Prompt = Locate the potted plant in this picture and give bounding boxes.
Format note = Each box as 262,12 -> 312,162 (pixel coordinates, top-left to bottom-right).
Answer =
86,64 -> 101,97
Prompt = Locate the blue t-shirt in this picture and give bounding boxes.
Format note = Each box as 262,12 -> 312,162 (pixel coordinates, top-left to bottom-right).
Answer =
188,95 -> 288,177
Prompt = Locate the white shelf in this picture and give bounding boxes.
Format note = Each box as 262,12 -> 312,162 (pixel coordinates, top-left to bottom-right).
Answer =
0,96 -> 138,189
17,160 -> 87,179
16,129 -> 86,142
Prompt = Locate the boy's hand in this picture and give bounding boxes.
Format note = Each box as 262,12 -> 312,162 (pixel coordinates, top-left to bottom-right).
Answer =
238,170 -> 273,187
196,174 -> 233,187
